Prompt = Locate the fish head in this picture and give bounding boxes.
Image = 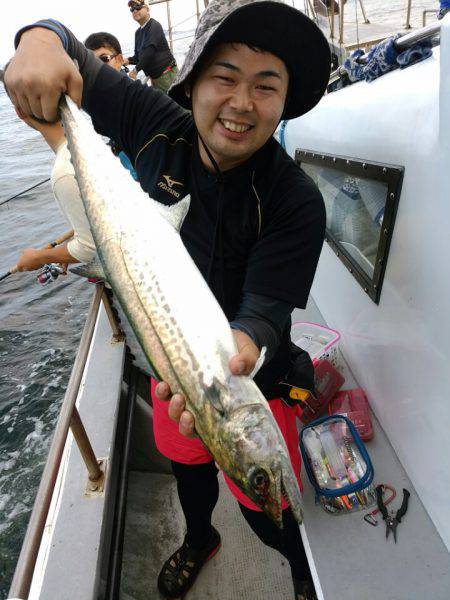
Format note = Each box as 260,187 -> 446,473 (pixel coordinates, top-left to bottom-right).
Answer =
220,379 -> 303,527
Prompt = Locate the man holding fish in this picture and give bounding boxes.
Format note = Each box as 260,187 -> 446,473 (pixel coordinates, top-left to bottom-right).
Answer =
5,1 -> 330,598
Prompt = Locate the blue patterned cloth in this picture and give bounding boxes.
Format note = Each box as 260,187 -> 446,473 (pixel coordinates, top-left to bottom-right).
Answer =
342,34 -> 433,84
397,43 -> 433,68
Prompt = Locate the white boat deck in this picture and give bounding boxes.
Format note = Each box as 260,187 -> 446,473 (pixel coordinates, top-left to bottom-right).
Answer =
120,296 -> 450,600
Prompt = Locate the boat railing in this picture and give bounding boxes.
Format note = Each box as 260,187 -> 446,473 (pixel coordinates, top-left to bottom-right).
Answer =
306,0 -> 415,46
423,9 -> 437,27
329,19 -> 441,81
8,283 -> 123,600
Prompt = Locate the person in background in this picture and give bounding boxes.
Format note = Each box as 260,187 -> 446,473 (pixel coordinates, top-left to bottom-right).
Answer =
12,109 -> 96,272
5,33 -> 137,273
126,0 -> 177,92
84,30 -> 127,73
84,31 -> 138,180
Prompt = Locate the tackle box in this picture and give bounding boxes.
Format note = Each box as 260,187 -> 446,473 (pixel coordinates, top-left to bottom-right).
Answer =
291,322 -> 342,370
299,359 -> 345,425
300,415 -> 376,515
328,388 -> 374,441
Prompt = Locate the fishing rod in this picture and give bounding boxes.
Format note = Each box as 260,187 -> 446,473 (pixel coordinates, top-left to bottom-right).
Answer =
0,177 -> 51,207
0,229 -> 74,283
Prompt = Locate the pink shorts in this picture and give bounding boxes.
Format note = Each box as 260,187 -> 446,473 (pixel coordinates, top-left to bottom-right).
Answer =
150,378 -> 302,511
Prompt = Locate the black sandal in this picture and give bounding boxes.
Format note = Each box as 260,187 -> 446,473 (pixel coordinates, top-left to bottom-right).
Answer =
293,578 -> 318,600
157,527 -> 221,598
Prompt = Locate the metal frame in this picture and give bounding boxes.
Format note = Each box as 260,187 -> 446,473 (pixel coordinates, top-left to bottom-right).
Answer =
105,364 -> 138,599
8,284 -> 123,599
422,10 -> 436,27
295,149 -> 404,304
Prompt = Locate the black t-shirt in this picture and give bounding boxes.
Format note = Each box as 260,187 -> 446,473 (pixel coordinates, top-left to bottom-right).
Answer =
84,67 -> 325,396
128,18 -> 174,78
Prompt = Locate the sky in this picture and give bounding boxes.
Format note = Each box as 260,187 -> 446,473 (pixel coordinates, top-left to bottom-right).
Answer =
0,0 -> 206,66
0,0 -> 434,67
0,1 -> 309,66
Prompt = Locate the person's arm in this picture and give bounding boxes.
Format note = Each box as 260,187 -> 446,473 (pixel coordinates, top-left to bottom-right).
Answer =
230,293 -> 294,363
16,245 -> 77,271
135,44 -> 157,76
52,172 -> 96,263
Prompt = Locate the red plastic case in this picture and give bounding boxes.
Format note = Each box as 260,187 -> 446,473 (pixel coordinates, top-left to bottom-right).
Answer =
299,359 -> 345,424
328,388 -> 373,441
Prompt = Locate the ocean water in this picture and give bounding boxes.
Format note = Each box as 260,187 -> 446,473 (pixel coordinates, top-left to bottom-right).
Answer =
0,87 -> 92,594
0,1 -> 438,596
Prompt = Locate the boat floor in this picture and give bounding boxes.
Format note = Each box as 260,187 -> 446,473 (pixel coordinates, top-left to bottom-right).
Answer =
120,472 -> 293,600
119,298 -> 450,600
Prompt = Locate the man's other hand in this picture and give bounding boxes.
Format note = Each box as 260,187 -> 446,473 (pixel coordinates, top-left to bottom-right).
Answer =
155,330 -> 260,438
5,28 -> 82,122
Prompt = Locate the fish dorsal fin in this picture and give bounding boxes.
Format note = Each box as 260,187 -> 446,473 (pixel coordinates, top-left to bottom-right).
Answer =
69,255 -> 107,280
151,195 -> 191,232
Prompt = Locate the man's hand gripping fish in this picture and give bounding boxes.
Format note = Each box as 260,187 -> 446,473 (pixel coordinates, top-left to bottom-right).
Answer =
59,96 -> 303,527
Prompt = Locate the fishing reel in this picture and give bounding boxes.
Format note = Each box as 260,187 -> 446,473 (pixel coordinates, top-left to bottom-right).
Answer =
36,263 -> 66,286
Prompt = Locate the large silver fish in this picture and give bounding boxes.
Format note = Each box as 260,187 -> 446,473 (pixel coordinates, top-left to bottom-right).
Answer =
60,95 -> 303,526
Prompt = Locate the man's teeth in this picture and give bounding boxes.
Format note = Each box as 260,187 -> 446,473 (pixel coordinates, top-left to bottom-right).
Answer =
221,119 -> 251,133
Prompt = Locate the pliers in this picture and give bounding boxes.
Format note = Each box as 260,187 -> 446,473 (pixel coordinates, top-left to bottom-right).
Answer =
364,484 -> 396,526
376,485 -> 410,543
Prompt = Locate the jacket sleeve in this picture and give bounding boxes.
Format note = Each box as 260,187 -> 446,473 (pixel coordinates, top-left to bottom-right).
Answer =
52,173 -> 96,263
230,293 -> 294,362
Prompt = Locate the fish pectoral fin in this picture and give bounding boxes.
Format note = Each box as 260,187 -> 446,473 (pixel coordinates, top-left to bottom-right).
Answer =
250,346 -> 267,379
69,254 -> 107,281
151,195 -> 191,232
204,377 -> 226,415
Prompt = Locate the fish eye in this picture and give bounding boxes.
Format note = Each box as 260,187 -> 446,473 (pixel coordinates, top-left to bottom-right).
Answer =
250,468 -> 270,495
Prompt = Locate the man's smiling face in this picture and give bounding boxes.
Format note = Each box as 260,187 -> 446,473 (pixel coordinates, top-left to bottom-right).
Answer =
189,43 -> 289,172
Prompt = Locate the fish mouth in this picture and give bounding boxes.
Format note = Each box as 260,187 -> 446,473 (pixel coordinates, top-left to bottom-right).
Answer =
245,466 -> 302,529
260,474 -> 302,528
261,480 -> 283,528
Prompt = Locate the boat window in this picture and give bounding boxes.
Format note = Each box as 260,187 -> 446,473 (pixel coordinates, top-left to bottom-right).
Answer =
296,150 -> 404,303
